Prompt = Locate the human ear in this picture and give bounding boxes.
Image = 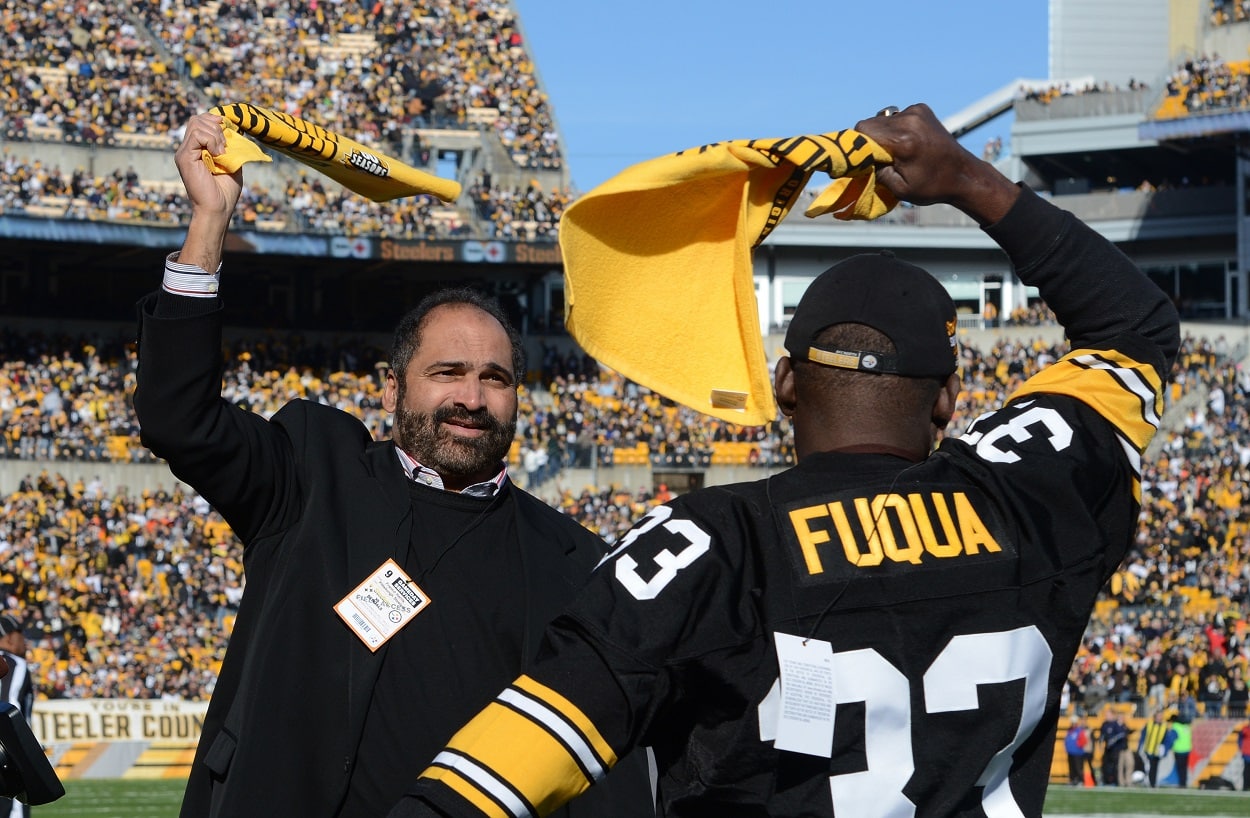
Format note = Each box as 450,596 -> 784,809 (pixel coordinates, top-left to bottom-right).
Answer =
932,372 -> 961,430
774,357 -> 797,418
382,369 -> 400,413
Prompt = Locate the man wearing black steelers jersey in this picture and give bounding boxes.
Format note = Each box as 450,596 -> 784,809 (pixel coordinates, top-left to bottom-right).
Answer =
387,103 -> 1180,818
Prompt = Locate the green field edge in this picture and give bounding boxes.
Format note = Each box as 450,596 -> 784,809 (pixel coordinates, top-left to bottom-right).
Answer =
31,779 -> 1250,817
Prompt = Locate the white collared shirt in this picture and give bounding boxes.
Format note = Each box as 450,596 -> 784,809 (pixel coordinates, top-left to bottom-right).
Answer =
394,445 -> 507,497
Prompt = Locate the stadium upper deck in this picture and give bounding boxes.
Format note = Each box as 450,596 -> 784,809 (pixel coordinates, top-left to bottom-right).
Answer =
1,1 -> 565,174
0,0 -> 1247,333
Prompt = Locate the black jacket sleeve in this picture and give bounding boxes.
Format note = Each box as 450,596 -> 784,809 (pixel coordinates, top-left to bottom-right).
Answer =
133,290 -> 301,544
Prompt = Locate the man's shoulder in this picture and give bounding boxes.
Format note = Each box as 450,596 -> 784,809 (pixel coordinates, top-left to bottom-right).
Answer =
669,475 -> 774,514
273,397 -> 355,421
272,398 -> 373,443
510,486 -> 598,538
508,488 -> 609,571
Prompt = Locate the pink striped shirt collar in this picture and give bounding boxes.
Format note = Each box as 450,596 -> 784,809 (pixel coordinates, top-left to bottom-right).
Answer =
394,445 -> 507,497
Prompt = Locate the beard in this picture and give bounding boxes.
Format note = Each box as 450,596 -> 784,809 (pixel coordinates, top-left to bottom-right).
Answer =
393,403 -> 516,481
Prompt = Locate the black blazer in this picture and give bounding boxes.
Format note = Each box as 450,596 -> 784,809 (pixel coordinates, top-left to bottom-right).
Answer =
134,294 -> 652,818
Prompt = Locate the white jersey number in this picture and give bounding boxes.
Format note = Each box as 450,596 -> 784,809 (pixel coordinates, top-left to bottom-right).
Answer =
612,506 -> 711,601
962,402 -> 1073,464
760,626 -> 1052,818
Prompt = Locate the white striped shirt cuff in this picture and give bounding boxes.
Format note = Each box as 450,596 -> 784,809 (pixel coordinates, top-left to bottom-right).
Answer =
162,252 -> 221,297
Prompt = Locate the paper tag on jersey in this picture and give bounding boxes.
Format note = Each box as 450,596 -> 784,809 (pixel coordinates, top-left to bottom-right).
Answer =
773,632 -> 835,757
334,558 -> 431,652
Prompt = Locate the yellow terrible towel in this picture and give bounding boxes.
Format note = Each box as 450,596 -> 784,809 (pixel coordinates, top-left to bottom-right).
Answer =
202,102 -> 461,203
559,130 -> 896,426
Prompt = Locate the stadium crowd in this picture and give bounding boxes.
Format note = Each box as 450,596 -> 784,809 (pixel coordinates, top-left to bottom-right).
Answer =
11,0 -> 1235,246
1066,334 -> 1250,722
3,325 -> 1250,716
468,172 -> 572,241
1210,0 -> 1250,27
0,149 -> 585,242
0,0 -> 200,147
3,0 -> 562,171
0,149 -> 472,239
1161,53 -> 1250,116
1018,78 -> 1151,106
2,0 -> 583,242
0,324 -> 793,470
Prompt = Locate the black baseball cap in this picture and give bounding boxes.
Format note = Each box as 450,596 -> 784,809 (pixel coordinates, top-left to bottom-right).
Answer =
0,614 -> 21,637
784,251 -> 959,378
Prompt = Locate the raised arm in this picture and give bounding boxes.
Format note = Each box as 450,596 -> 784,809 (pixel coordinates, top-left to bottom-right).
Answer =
173,113 -> 243,271
856,104 -> 1179,377
134,115 -> 297,544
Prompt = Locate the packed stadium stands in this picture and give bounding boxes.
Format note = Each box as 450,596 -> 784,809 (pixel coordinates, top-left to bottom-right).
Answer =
0,149 -> 543,240
0,0 -> 577,244
2,327 -> 1247,716
2,0 -> 560,168
1,0 -> 1244,251
1211,0 -> 1250,27
1158,53 -> 1250,118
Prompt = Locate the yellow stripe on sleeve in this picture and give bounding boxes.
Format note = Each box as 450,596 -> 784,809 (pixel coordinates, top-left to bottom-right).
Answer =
438,699 -> 595,815
419,766 -> 512,818
1010,348 -> 1163,451
513,675 -> 618,768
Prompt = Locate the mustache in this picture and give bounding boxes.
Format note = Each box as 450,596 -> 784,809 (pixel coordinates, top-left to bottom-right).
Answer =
433,405 -> 499,430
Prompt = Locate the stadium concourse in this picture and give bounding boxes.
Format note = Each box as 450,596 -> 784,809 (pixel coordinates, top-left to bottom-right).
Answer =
0,319 -> 1249,787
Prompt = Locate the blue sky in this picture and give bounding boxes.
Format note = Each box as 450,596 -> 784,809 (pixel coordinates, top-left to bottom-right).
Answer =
511,0 -> 1051,193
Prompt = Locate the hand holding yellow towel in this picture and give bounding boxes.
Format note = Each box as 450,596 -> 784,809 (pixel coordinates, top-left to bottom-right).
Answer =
201,102 -> 461,203
559,130 -> 896,425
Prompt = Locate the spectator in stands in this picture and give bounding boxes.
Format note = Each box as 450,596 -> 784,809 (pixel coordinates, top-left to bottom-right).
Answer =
1176,687 -> 1200,722
521,438 -> 548,489
982,300 -> 999,328
1229,666 -> 1249,717
1200,655 -> 1229,715
129,113 -> 652,818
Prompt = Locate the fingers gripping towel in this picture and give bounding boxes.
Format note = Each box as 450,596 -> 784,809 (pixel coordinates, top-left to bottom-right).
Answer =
559,130 -> 897,425
203,102 -> 462,203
